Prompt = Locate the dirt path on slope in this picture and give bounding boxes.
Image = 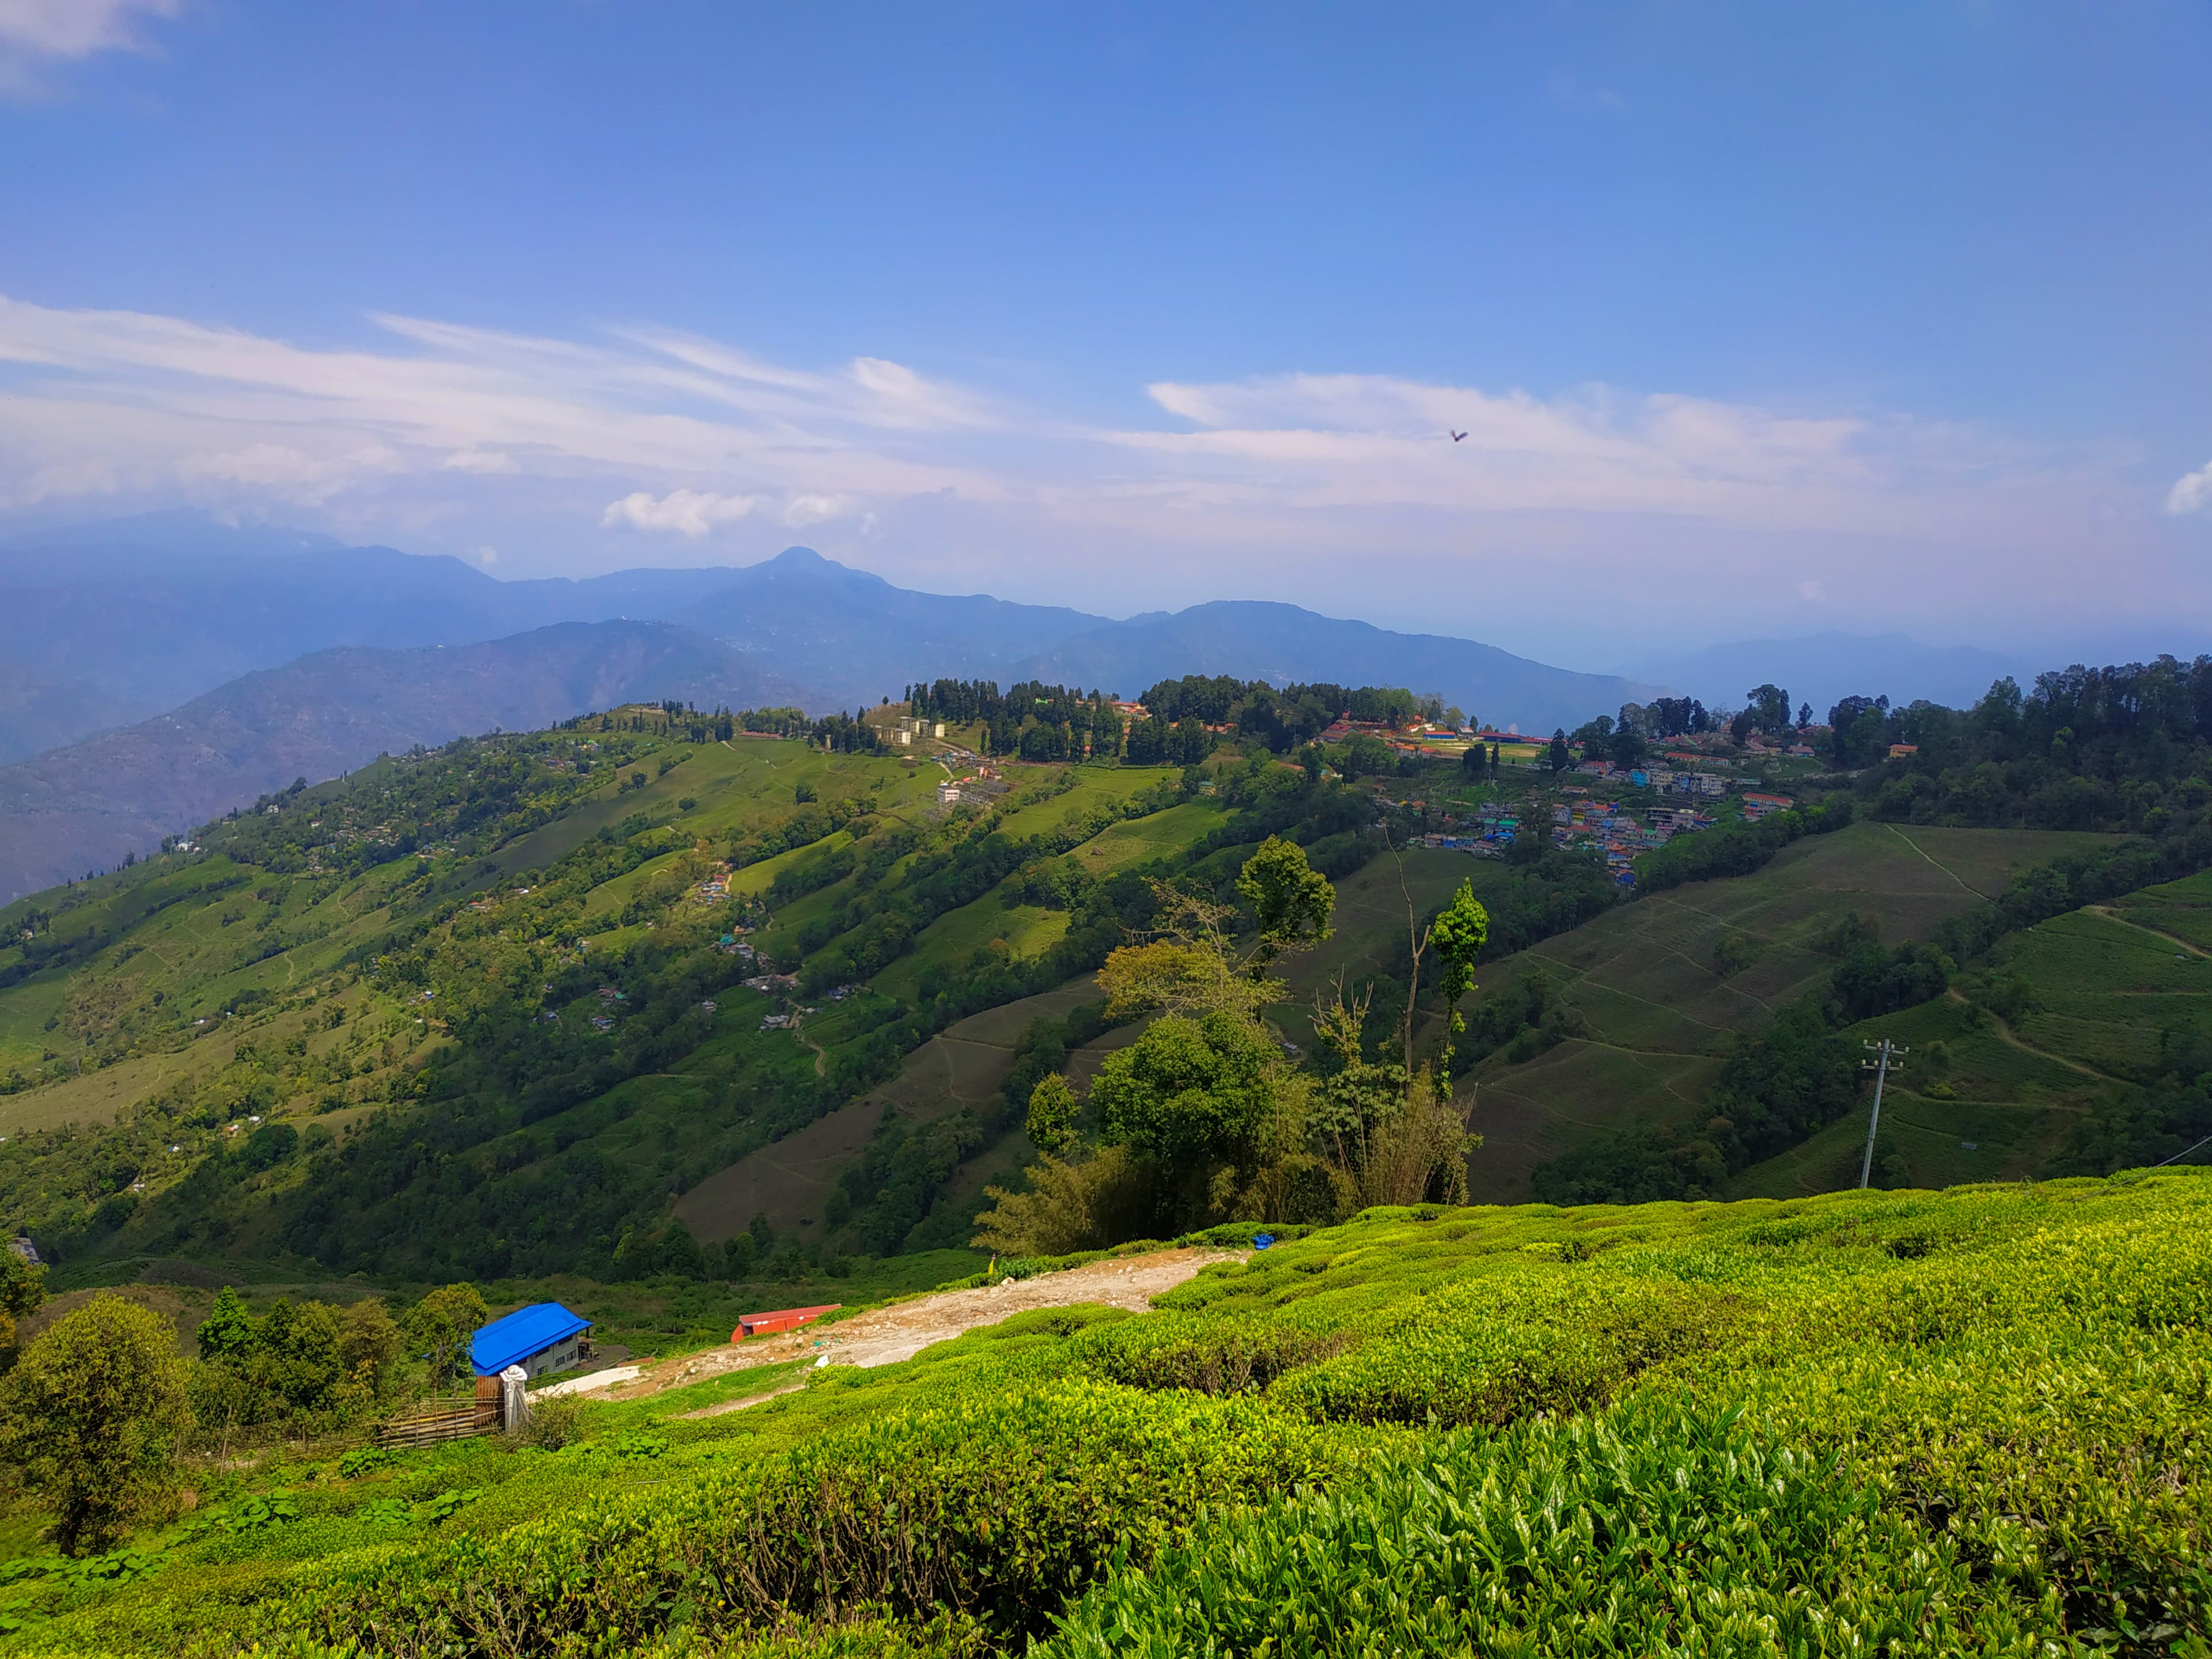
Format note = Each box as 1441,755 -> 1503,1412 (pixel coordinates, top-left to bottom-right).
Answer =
601,1247 -> 1244,1412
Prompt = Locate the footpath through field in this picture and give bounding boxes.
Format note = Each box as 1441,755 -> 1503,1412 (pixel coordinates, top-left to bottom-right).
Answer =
594,1246 -> 1244,1412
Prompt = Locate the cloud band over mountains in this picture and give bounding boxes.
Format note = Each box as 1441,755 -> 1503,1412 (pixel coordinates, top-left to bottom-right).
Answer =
0,291 -> 2195,655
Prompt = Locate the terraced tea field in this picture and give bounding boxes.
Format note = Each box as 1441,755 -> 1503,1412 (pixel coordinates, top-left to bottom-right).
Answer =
1739,865 -> 2212,1195
1459,821 -> 2122,1199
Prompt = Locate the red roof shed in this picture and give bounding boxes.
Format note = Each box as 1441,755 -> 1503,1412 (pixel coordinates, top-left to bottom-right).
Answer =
733,1304 -> 842,1340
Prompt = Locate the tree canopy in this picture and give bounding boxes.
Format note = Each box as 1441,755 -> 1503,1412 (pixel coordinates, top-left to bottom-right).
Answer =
0,1294 -> 192,1555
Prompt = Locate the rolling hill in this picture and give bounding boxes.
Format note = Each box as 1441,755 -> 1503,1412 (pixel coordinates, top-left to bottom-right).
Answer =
1449,820 -> 2123,1200
2,643 -> 2206,1295
1014,600 -> 1661,736
1738,863 -> 2212,1196
0,621 -> 807,904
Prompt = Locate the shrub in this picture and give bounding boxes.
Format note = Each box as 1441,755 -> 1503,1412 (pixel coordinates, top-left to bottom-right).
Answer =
516,1392 -> 586,1451
1044,1405 -> 2049,1657
293,1382 -> 1370,1653
1272,1272 -> 1747,1427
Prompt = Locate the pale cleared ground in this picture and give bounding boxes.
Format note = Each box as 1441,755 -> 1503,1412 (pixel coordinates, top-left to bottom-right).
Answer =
585,1245 -> 1245,1413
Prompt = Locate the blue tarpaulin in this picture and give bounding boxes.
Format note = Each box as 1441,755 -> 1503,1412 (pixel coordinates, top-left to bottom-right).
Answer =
471,1302 -> 591,1377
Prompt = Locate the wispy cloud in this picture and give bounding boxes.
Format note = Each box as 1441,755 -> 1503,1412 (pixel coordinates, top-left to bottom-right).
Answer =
0,0 -> 180,94
1110,370 -> 2110,547
0,290 -> 2186,654
0,293 -> 995,526
2168,460 -> 2212,517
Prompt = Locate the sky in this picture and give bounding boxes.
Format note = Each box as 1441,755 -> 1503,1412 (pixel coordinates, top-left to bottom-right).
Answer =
0,0 -> 2207,672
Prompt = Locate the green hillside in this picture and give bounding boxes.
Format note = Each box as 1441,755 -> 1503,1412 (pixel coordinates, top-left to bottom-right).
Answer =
8,649 -> 2212,1301
0,659 -> 2207,1650
1737,865 -> 2212,1196
9,1172 -> 2209,1654
0,694 -> 1427,1286
1455,821 -> 2123,1199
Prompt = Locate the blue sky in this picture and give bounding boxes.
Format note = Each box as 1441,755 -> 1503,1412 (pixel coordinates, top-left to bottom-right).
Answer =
0,1 -> 2206,669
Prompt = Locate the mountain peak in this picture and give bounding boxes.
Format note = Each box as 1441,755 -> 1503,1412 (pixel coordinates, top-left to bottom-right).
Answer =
735,545 -> 890,591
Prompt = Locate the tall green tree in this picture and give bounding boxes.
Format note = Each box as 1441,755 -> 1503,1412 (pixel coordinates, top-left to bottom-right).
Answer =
195,1285 -> 257,1361
0,1294 -> 192,1554
1026,1073 -> 1080,1157
1092,1010 -> 1279,1167
1746,684 -> 1793,734
338,1300 -> 400,1396
1428,878 -> 1491,1076
1235,835 -> 1336,978
405,1284 -> 489,1390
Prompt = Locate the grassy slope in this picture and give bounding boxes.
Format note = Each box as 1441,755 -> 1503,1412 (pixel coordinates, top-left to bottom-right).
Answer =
676,787 -> 1230,1251
0,732 -> 1226,1285
15,1169 -> 2209,1654
0,734 -> 959,1272
1737,865 -> 2212,1196
675,980 -> 1104,1246
1457,822 -> 2121,1201
0,854 -> 441,1133
1271,847 -> 1520,1048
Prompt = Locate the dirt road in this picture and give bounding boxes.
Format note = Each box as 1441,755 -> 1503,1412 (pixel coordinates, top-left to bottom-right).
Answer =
600,1246 -> 1244,1410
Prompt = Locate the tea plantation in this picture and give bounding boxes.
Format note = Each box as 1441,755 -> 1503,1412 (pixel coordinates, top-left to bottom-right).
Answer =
8,1169 -> 2207,1656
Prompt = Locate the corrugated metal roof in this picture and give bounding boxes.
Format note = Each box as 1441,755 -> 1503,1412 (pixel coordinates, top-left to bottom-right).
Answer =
471,1302 -> 591,1376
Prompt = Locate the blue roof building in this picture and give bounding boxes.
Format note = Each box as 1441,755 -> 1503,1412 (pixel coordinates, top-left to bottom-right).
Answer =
471,1302 -> 592,1379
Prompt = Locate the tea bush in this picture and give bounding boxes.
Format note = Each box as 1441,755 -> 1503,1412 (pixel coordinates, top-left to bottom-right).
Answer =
1047,1405 -> 2059,1657
10,1172 -> 2212,1656
287,1382 -> 1374,1656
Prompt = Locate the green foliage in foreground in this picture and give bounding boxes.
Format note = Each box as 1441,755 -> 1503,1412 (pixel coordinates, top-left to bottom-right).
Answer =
7,1172 -> 2212,1656
1050,1407 -> 2054,1658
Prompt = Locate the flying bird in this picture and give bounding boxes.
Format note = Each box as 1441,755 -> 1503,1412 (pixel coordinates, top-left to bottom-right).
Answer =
1450,430 -> 1467,442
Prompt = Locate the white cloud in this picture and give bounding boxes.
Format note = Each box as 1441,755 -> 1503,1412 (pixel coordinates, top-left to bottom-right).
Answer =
1114,370 -> 2084,543
0,0 -> 177,59
0,288 -> 2183,656
473,544 -> 498,566
0,0 -> 179,95
2168,460 -> 2212,516
172,440 -> 402,503
781,493 -> 854,528
601,489 -> 762,536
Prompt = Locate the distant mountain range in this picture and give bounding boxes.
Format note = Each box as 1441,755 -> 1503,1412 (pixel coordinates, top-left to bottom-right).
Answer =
0,512 -> 1659,759
0,621 -> 800,904
0,510 -> 2143,905
1012,601 -> 1660,736
0,514 -> 1100,744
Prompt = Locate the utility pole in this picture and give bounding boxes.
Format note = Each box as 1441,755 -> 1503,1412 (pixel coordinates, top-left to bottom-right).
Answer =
1859,1039 -> 1907,1190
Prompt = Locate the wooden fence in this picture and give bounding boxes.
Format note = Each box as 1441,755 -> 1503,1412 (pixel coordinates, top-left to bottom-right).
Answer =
374,1377 -> 503,1449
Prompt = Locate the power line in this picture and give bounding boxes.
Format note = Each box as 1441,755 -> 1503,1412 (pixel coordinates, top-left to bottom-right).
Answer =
2152,1131 -> 2212,1168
